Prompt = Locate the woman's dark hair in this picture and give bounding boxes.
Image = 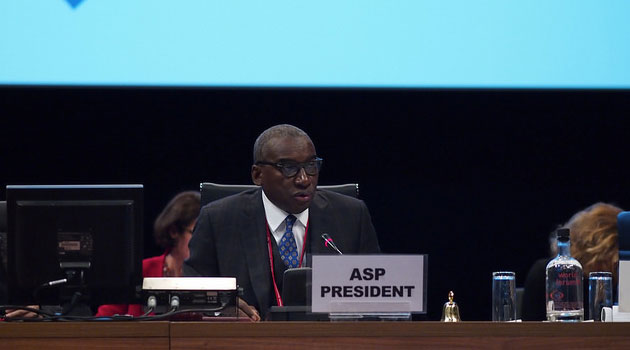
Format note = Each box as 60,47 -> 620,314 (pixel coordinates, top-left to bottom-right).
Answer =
153,191 -> 201,249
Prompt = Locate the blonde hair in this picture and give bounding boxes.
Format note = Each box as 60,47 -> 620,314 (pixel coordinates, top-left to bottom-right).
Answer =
565,202 -> 622,283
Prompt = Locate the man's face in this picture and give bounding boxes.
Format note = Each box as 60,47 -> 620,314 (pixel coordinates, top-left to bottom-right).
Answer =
252,136 -> 318,214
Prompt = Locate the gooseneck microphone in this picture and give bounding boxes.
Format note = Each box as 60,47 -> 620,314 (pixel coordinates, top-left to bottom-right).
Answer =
321,233 -> 343,255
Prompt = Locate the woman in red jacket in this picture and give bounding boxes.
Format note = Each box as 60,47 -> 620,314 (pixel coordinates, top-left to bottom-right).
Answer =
96,191 -> 200,317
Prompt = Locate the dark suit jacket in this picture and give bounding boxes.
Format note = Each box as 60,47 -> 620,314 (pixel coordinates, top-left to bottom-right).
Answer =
183,188 -> 380,318
521,257 -> 550,321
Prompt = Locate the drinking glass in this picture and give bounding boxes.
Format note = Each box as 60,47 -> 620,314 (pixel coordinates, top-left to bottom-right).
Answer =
588,272 -> 613,321
492,271 -> 516,321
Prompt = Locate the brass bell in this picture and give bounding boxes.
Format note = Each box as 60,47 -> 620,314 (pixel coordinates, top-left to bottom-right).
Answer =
441,291 -> 461,322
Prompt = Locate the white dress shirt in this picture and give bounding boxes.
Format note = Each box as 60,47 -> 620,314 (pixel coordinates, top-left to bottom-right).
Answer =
261,190 -> 308,260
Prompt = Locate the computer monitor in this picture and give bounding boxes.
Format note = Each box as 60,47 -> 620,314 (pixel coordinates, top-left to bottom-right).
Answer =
5,185 -> 143,312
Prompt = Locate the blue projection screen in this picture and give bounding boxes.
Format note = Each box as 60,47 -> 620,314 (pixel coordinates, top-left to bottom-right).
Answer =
1,1 -> 630,88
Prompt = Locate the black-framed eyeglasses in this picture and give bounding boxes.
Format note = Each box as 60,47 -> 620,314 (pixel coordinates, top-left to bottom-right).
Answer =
256,157 -> 323,178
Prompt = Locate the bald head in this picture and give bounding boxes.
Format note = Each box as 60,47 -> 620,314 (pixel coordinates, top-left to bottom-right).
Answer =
253,124 -> 313,164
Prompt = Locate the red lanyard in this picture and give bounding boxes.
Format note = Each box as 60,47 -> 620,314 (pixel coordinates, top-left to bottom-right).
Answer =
265,219 -> 308,307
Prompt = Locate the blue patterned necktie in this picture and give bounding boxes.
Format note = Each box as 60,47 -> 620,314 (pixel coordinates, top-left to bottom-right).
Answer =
279,215 -> 299,268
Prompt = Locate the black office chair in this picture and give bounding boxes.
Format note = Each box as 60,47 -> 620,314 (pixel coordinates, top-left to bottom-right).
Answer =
0,201 -> 6,234
200,182 -> 359,206
515,287 -> 525,320
1,201 -> 7,296
619,211 -> 630,260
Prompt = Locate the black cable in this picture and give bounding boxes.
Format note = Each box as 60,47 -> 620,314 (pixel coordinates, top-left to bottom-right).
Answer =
2,301 -> 230,322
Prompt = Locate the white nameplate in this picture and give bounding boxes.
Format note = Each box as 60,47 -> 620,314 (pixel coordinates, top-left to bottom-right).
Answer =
619,261 -> 630,312
142,277 -> 237,291
311,255 -> 426,313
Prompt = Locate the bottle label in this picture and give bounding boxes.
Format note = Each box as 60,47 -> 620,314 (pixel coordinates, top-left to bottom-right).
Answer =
554,272 -> 580,286
549,272 -> 582,309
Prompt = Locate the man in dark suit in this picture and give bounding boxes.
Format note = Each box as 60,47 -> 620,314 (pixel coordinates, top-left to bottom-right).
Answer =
184,124 -> 380,320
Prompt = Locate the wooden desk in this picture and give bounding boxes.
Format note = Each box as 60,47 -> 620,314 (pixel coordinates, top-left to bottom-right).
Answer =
2,321 -> 630,349
0,321 -> 170,350
170,321 -> 630,350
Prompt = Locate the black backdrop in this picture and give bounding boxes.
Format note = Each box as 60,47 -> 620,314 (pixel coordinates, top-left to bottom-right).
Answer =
1,86 -> 629,320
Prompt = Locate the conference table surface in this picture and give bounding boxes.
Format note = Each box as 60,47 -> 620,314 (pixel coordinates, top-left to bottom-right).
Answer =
1,321 -> 630,349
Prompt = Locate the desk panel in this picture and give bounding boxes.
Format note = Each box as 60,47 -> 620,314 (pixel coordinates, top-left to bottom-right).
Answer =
0,322 -> 170,350
2,321 -> 630,349
170,322 -> 630,350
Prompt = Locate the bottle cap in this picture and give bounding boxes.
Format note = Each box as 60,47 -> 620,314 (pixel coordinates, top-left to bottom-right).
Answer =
557,228 -> 570,241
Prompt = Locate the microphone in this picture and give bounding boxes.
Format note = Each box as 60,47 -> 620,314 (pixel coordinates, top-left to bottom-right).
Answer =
321,233 -> 343,255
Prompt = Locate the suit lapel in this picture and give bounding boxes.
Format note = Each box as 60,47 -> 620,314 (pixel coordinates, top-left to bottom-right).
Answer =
308,191 -> 336,256
239,189 -> 272,314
